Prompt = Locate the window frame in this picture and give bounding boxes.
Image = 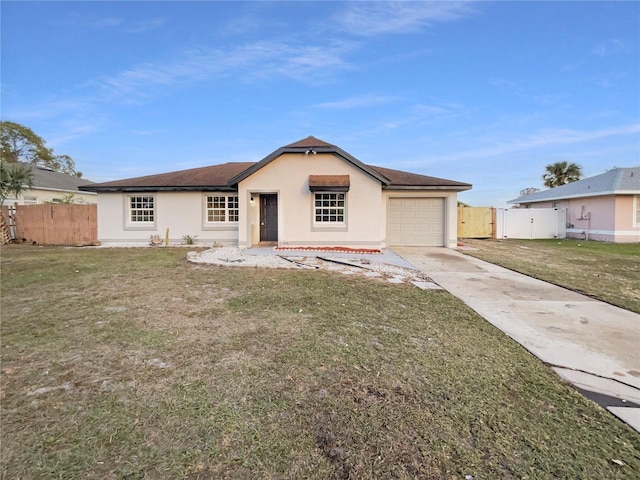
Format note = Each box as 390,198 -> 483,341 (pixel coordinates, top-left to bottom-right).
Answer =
204,194 -> 239,225
313,192 -> 347,227
125,194 -> 156,230
634,195 -> 640,228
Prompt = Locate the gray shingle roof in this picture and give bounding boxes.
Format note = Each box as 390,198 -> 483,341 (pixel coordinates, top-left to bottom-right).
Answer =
83,137 -> 471,192
508,167 -> 640,204
80,162 -> 253,192
23,163 -> 95,192
369,165 -> 471,189
284,136 -> 336,148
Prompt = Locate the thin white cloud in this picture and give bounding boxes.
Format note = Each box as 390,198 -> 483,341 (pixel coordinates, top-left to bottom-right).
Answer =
335,1 -> 476,36
313,94 -> 400,109
90,40 -> 354,100
6,100 -> 95,120
89,17 -> 123,29
47,121 -> 103,146
412,102 -> 464,117
560,61 -> 583,72
58,14 -> 164,34
592,71 -> 627,89
5,38 -> 355,140
126,18 -> 166,34
429,124 -> 640,163
490,78 -> 518,90
592,39 -> 631,57
130,129 -> 163,136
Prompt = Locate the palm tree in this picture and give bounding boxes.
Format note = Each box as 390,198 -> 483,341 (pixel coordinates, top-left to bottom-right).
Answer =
0,161 -> 34,244
1,161 -> 34,207
542,161 -> 583,188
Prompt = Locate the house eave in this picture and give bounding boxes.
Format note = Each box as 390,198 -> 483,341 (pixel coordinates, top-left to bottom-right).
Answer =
80,186 -> 237,193
383,185 -> 472,192
507,189 -> 637,204
30,186 -> 97,195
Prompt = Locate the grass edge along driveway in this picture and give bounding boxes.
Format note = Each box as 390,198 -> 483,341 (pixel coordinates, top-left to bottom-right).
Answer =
1,246 -> 639,479
459,238 -> 640,314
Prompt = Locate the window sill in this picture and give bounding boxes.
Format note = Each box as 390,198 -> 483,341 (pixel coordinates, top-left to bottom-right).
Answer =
203,224 -> 239,231
311,224 -> 348,233
124,224 -> 156,231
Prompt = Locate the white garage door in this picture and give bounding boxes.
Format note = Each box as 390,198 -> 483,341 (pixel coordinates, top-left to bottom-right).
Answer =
387,198 -> 445,246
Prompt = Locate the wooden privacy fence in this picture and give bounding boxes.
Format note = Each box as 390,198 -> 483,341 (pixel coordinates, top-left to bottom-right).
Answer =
2,204 -> 97,245
458,206 -> 496,239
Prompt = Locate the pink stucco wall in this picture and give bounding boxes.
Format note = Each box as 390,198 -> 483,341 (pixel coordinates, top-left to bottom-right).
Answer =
524,195 -> 639,242
614,196 -> 640,242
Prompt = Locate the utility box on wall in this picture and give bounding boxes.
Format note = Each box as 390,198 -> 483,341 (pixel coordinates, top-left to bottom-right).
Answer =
496,208 -> 567,239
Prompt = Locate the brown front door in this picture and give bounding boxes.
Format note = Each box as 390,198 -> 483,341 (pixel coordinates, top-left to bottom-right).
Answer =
260,194 -> 278,242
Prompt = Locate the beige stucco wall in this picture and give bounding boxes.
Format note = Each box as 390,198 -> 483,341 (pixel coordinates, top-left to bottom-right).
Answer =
96,192 -> 239,245
381,190 -> 459,248
11,187 -> 97,205
238,152 -> 383,248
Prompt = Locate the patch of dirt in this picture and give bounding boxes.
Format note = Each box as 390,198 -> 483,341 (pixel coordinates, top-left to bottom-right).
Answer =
188,247 -> 438,289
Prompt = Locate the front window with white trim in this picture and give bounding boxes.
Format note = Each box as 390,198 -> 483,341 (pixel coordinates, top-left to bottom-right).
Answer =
129,195 -> 155,223
206,195 -> 239,223
634,196 -> 640,227
314,192 -> 345,223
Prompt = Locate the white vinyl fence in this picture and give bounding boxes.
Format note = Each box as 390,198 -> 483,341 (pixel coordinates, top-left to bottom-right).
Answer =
496,208 -> 567,239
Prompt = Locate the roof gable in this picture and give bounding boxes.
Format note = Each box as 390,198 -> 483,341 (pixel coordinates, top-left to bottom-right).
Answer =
508,167 -> 640,204
227,136 -> 391,186
284,136 -> 336,149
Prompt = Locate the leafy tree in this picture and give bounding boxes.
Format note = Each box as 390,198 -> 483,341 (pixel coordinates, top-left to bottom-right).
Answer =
520,187 -> 540,197
0,161 -> 34,208
542,161 -> 583,188
46,193 -> 76,204
0,121 -> 80,176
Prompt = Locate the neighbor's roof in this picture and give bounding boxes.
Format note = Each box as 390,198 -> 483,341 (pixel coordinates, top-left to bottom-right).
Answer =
22,162 -> 95,193
81,137 -> 471,192
508,167 -> 640,204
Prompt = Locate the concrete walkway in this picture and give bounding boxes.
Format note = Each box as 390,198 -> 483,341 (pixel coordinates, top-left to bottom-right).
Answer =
393,246 -> 640,433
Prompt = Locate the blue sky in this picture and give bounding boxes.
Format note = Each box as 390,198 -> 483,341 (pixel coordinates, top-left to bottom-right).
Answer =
2,1 -> 639,206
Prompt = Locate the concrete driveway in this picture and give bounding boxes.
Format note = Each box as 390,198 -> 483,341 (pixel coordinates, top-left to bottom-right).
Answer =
393,246 -> 640,432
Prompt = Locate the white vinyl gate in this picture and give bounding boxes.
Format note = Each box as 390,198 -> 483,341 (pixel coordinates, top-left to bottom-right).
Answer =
496,208 -> 567,239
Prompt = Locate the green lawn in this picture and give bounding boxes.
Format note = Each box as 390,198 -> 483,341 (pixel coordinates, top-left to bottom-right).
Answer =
1,246 -> 639,479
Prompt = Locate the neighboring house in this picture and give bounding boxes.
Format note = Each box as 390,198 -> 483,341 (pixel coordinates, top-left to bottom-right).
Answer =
80,136 -> 471,248
4,163 -> 97,205
508,167 -> 640,243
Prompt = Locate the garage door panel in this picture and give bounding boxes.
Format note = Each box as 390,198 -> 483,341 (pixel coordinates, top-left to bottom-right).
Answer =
387,198 -> 444,246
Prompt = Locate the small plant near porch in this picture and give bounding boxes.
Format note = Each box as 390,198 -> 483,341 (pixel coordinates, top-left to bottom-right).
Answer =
182,234 -> 198,245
